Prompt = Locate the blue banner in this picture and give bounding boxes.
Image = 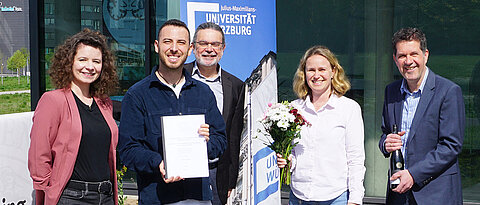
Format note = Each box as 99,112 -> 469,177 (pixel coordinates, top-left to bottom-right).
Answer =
180,0 -> 276,80
253,147 -> 280,204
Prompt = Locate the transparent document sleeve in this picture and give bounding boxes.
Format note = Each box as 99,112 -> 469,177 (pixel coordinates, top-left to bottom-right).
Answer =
161,114 -> 209,178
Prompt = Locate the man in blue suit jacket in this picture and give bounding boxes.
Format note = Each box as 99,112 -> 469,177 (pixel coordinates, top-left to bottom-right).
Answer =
379,27 -> 465,204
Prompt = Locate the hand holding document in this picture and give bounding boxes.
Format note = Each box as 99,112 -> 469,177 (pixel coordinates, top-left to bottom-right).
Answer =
161,114 -> 209,179
159,161 -> 183,183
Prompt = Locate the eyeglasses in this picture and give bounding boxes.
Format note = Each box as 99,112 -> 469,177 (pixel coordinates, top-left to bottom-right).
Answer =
195,41 -> 223,49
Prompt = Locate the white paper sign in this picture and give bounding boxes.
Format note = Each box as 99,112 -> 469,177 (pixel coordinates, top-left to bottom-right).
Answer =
161,114 -> 209,178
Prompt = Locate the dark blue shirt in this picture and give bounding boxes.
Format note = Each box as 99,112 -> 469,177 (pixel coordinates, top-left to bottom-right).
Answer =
118,66 -> 227,204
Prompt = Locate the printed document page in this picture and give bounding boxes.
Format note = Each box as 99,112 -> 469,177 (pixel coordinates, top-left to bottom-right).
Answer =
161,114 -> 209,178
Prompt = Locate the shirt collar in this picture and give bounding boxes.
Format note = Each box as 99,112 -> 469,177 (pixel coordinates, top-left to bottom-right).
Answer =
400,67 -> 429,95
193,62 -> 222,82
303,93 -> 339,112
148,65 -> 196,87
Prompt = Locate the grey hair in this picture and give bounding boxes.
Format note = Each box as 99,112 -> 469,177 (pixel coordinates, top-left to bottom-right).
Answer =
192,22 -> 225,45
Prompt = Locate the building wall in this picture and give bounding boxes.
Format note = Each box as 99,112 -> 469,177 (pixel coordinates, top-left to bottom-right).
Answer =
0,0 -> 29,75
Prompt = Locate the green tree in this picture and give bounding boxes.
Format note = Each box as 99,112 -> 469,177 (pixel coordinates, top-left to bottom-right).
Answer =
7,49 -> 28,84
0,51 -> 4,85
20,48 -> 30,83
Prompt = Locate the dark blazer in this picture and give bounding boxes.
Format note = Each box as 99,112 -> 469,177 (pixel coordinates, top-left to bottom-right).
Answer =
379,70 -> 465,204
185,62 -> 245,204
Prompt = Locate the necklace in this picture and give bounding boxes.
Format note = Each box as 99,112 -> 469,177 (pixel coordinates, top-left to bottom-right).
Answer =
156,71 -> 182,88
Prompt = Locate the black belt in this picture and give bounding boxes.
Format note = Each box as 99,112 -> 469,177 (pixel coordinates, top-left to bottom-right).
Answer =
66,180 -> 112,195
209,161 -> 218,169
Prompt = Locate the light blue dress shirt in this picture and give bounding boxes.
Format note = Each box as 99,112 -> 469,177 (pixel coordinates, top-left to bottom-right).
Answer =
400,67 -> 429,166
192,63 -> 224,115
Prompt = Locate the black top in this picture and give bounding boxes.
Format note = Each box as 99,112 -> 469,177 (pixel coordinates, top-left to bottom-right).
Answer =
70,92 -> 111,182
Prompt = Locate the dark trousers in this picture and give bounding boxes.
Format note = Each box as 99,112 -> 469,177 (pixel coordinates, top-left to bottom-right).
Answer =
209,167 -> 221,205
58,187 -> 114,205
386,191 -> 417,205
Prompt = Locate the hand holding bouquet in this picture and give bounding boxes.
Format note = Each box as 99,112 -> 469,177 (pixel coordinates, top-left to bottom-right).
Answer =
257,101 -> 310,187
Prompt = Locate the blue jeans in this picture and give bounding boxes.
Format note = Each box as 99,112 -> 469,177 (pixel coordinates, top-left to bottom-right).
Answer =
58,187 -> 114,205
289,190 -> 348,205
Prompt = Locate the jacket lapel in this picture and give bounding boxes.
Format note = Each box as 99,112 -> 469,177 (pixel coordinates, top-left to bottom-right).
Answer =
394,87 -> 403,130
221,69 -> 232,122
184,61 -> 194,75
406,71 -> 436,144
64,89 -> 82,141
96,97 -> 118,147
63,88 -> 83,172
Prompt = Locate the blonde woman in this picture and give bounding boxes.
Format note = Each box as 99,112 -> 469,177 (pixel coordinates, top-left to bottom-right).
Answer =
277,45 -> 365,205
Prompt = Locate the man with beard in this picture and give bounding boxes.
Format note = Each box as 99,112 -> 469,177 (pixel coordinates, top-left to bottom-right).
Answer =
118,19 -> 227,204
184,22 -> 245,205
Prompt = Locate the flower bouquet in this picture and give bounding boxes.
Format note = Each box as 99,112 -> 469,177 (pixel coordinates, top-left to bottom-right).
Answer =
257,101 -> 310,188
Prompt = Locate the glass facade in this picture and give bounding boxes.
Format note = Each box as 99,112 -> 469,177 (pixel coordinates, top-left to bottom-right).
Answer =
0,0 -> 29,75
276,0 -> 480,202
26,0 -> 480,202
40,0 -> 150,93
36,0 -> 178,94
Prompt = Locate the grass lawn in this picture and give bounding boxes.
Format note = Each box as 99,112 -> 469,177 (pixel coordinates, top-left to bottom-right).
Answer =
0,76 -> 30,92
0,93 -> 31,114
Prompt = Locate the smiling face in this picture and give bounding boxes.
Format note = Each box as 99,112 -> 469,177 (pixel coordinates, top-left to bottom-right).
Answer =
71,43 -> 102,89
193,28 -> 225,68
155,25 -> 192,70
394,40 -> 429,92
305,54 -> 335,97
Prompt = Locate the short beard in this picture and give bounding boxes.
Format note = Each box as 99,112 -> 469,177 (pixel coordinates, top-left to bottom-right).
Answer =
160,55 -> 187,71
195,53 -> 219,67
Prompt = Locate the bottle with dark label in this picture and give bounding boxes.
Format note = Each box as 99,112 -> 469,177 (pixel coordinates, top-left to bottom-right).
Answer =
390,124 -> 404,189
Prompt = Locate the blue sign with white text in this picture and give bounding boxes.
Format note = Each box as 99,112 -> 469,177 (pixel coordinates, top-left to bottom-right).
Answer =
180,0 -> 276,80
253,147 -> 279,204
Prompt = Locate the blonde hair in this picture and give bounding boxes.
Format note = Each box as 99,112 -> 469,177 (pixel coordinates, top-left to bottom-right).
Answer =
292,45 -> 350,99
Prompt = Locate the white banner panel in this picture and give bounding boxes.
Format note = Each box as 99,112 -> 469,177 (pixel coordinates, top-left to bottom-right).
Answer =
250,67 -> 280,205
0,112 -> 34,205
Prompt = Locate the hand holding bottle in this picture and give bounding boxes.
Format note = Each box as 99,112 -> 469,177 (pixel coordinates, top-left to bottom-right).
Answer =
385,130 -> 405,153
390,169 -> 414,193
389,124 -> 405,189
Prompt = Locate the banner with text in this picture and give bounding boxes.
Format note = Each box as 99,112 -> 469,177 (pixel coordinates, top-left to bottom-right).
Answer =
180,0 -> 276,81
230,53 -> 279,205
250,63 -> 280,205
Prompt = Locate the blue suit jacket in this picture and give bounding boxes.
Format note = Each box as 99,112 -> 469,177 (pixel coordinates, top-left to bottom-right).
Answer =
379,70 -> 465,204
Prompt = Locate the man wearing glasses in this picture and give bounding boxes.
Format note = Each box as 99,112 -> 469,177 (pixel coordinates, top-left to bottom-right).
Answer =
185,22 -> 245,205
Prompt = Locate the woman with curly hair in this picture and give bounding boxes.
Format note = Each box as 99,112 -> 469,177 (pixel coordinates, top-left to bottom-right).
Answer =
28,28 -> 119,205
277,45 -> 365,205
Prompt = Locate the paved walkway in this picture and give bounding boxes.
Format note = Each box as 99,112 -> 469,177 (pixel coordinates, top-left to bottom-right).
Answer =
0,90 -> 30,95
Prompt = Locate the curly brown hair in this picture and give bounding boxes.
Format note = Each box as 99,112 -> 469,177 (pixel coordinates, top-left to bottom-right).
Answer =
293,45 -> 350,99
49,28 -> 118,98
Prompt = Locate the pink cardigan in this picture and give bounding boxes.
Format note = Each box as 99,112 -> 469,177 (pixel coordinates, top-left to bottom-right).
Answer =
28,88 -> 118,205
